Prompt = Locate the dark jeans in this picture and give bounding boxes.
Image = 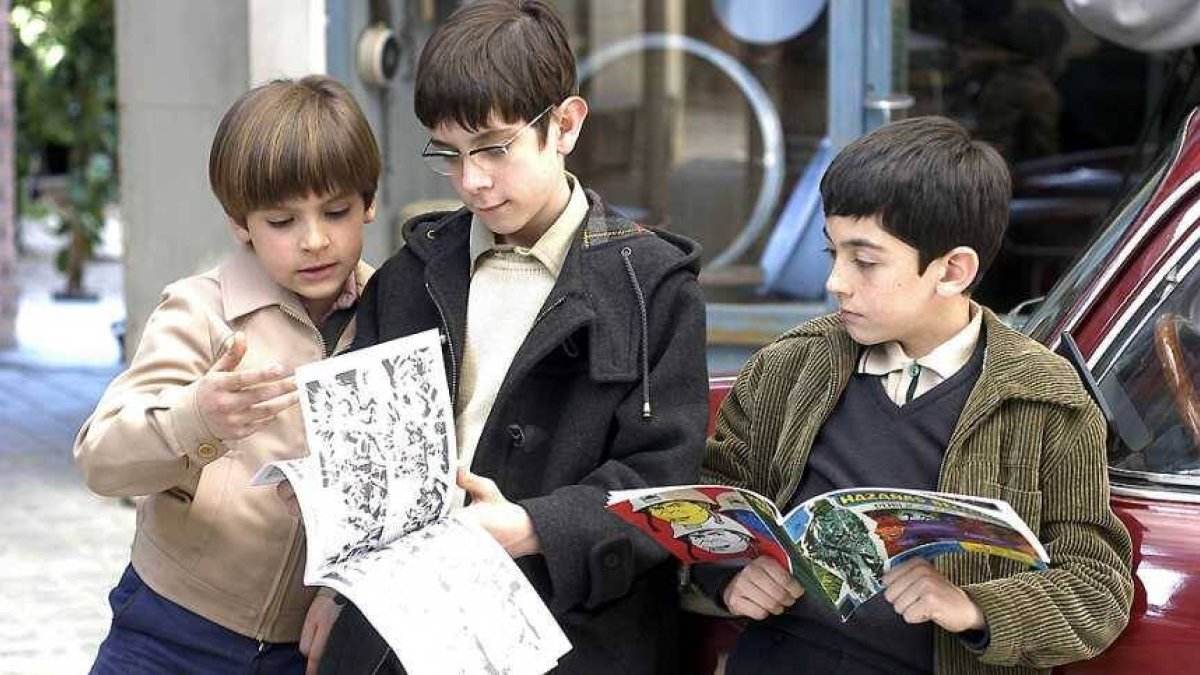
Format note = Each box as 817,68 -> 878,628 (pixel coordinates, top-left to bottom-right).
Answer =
90,565 -> 306,675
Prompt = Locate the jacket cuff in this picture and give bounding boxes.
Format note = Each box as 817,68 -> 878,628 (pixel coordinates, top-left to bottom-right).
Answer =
521,488 -> 635,612
689,564 -> 740,610
157,381 -> 228,467
964,581 -> 1021,665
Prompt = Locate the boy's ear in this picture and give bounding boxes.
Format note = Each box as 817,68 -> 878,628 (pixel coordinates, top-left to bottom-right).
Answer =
228,217 -> 252,246
554,96 -> 589,156
364,200 -> 377,224
935,246 -> 979,296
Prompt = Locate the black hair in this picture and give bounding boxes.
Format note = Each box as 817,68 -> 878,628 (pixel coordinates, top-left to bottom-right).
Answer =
820,116 -> 1011,289
414,0 -> 576,142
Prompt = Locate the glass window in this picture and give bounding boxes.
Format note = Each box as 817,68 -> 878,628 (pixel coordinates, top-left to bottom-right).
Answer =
1093,242 -> 1200,491
555,0 -> 827,284
904,0 -> 1186,313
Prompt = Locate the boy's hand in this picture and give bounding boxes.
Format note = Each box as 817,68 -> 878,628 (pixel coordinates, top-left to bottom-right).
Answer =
723,557 -> 805,620
197,332 -> 298,441
276,480 -> 301,518
882,558 -> 986,633
299,592 -> 342,675
457,468 -> 540,558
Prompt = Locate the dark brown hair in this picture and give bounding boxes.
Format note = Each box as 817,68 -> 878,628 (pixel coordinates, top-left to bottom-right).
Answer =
414,0 -> 576,141
209,75 -> 381,223
820,116 -> 1011,289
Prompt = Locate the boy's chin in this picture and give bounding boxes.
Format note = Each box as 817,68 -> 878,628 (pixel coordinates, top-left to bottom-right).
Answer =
842,323 -> 889,347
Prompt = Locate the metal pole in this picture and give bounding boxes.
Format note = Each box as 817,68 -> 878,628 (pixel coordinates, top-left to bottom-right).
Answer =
643,0 -> 669,227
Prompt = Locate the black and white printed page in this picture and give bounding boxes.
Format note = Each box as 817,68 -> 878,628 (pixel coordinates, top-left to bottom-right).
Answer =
252,328 -> 456,579
322,516 -> 572,675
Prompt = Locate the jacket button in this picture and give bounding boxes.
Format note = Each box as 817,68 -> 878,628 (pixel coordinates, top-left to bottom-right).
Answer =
603,552 -> 621,569
506,424 -> 525,447
197,443 -> 218,460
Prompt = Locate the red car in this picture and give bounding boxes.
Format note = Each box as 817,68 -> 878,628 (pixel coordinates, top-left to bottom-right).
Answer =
696,108 -> 1200,673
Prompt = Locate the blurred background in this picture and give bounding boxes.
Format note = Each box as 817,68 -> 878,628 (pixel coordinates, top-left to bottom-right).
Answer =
2,1 -> 1198,672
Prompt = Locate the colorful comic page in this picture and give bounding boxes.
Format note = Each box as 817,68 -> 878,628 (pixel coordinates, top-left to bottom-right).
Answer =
782,487 -> 1049,619
607,485 -> 793,570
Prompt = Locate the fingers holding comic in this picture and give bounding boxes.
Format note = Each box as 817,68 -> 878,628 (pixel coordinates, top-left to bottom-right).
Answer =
881,558 -> 985,633
723,557 -> 805,620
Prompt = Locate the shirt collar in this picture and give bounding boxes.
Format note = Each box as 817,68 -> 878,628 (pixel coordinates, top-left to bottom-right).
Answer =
316,269 -> 360,323
220,245 -> 370,323
859,302 -> 983,379
468,173 -> 588,277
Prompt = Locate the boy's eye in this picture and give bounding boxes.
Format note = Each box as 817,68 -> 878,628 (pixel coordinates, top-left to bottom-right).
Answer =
852,258 -> 877,269
266,216 -> 293,226
326,207 -> 350,219
473,145 -> 509,159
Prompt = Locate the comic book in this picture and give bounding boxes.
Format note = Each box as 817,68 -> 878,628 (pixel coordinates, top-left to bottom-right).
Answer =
607,484 -> 1049,621
252,329 -> 570,675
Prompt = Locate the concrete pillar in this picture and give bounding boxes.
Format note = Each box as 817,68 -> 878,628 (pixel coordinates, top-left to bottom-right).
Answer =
117,0 -> 338,356
0,0 -> 17,349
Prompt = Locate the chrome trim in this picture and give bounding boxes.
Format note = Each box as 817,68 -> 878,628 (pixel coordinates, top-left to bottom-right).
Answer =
1111,483 -> 1200,505
1058,108 -> 1200,339
1111,465 -> 1200,487
1089,226 -> 1200,374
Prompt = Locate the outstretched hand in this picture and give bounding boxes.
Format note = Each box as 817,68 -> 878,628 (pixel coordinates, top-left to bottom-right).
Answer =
197,332 -> 298,441
457,468 -> 540,558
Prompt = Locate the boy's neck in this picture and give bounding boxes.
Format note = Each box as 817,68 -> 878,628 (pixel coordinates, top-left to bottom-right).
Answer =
498,174 -> 573,248
897,298 -> 975,360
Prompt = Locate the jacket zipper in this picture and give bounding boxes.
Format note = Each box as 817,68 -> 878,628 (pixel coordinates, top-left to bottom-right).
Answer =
253,303 -> 321,646
254,520 -> 303,645
278,303 -> 327,356
425,282 -> 459,402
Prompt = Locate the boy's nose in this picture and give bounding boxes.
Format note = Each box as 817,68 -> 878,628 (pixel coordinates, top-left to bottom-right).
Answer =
300,221 -> 330,251
825,265 -> 848,297
458,157 -> 493,193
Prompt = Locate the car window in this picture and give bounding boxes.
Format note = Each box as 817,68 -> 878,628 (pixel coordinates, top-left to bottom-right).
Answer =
1023,159 -> 1167,344
1094,241 -> 1200,491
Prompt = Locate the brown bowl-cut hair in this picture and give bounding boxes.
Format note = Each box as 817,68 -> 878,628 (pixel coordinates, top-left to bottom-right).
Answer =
819,116 -> 1011,291
209,75 -> 381,224
414,0 -> 576,142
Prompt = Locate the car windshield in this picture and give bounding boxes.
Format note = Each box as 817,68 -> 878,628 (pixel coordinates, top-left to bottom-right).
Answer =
1090,237 -> 1200,493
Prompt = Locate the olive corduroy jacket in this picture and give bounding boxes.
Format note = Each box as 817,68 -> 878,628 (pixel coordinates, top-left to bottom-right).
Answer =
701,309 -> 1134,675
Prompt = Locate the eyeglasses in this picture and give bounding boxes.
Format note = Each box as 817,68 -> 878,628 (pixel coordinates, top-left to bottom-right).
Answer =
420,104 -> 556,177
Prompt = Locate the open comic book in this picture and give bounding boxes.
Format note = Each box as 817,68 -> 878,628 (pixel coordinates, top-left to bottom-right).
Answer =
607,485 -> 1049,621
251,329 -> 570,675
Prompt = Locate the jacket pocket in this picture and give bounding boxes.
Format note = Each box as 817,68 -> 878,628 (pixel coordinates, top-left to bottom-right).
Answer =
986,481 -> 1044,578
182,459 -> 234,568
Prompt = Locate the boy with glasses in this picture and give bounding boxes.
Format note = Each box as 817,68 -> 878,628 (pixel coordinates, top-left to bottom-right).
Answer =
316,1 -> 709,673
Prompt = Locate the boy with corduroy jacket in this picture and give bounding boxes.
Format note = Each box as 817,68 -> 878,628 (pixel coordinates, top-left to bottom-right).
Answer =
697,116 -> 1133,675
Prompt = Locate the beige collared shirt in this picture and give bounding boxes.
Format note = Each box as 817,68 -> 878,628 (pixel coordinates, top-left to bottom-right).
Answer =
858,303 -> 983,405
468,172 -> 588,276
455,175 -> 588,505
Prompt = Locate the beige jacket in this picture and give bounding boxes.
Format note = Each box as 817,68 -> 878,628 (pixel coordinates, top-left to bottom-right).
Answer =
75,246 -> 373,642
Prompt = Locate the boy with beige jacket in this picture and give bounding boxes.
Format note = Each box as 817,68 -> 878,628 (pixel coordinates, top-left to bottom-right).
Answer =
75,75 -> 379,675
